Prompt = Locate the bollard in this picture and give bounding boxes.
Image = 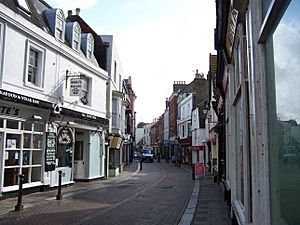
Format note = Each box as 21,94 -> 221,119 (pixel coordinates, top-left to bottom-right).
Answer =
192,165 -> 195,180
140,159 -> 142,170
157,154 -> 160,163
15,174 -> 24,211
56,170 -> 63,200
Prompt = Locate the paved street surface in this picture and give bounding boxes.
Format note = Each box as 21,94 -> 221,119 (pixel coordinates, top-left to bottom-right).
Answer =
191,176 -> 231,225
0,161 -> 194,225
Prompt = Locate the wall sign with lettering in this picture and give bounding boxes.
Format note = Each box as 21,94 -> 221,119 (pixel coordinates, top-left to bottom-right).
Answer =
45,132 -> 56,172
70,78 -> 82,96
58,127 -> 73,145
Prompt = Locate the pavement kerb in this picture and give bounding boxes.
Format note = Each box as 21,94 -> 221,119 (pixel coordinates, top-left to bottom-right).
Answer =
177,178 -> 200,225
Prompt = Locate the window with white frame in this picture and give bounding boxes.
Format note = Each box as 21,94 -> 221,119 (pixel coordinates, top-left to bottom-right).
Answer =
73,23 -> 81,51
80,76 -> 90,105
112,98 -> 118,126
28,49 -> 37,84
25,41 -> 45,88
3,119 -> 44,189
187,122 -> 191,136
17,0 -> 31,14
114,61 -> 117,83
87,35 -> 94,59
55,10 -> 65,41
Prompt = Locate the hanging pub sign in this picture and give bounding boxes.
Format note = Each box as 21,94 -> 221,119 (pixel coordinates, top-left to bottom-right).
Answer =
225,3 -> 238,61
58,127 -> 73,145
45,132 -> 56,171
70,78 -> 82,96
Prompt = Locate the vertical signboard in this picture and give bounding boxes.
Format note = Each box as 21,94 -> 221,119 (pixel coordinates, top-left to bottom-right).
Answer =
195,162 -> 205,177
45,132 -> 56,171
70,78 -> 82,96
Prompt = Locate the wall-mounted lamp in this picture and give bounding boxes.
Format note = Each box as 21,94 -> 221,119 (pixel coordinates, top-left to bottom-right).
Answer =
32,115 -> 42,120
67,121 -> 75,126
202,107 -> 209,115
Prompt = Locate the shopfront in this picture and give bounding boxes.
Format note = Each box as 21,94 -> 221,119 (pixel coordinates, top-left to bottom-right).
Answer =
0,90 -> 52,194
51,111 -> 108,184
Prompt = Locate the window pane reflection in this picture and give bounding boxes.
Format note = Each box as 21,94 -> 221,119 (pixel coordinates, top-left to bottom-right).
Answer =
268,1 -> 300,225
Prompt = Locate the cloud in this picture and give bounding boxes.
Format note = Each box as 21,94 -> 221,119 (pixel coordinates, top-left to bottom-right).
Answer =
112,2 -> 216,123
274,21 -> 300,122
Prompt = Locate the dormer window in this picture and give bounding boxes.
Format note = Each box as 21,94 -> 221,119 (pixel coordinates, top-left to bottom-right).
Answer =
44,9 -> 65,42
66,22 -> 81,51
87,37 -> 93,59
55,11 -> 64,40
16,0 -> 31,14
73,24 -> 81,50
81,33 -> 94,59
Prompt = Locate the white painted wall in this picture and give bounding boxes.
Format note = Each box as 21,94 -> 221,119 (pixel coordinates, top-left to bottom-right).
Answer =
0,4 -> 108,119
177,93 -> 193,139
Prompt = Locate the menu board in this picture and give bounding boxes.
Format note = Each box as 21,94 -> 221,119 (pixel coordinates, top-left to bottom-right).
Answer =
45,132 -> 56,171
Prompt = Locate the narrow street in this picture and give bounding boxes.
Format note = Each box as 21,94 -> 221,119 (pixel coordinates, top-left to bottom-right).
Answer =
0,161 -> 194,225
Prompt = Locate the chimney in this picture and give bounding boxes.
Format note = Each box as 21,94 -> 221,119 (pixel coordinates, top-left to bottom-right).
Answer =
195,69 -> 203,79
67,10 -> 72,16
75,8 -> 80,15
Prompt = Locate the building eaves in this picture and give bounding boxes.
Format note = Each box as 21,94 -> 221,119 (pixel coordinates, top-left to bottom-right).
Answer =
1,0 -> 52,34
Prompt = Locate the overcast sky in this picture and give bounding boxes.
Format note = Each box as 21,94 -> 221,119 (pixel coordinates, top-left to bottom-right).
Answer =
47,0 -> 216,124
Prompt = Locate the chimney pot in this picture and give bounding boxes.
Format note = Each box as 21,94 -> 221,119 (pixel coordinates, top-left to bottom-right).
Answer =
67,10 -> 72,16
75,8 -> 80,15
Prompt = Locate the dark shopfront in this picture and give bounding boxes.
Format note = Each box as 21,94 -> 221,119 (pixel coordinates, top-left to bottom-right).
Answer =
179,137 -> 192,164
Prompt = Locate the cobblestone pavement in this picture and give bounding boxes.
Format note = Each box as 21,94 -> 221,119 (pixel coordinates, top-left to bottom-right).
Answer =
191,176 -> 231,225
0,161 -> 194,225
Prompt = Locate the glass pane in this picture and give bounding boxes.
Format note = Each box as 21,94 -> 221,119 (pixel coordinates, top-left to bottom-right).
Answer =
6,120 -> 19,129
5,150 -> 20,166
6,134 -> 21,148
23,150 -> 30,165
0,118 -> 4,128
22,122 -> 32,131
23,133 -> 31,148
267,1 -> 300,225
4,168 -> 19,186
34,123 -> 44,132
57,144 -> 72,167
74,141 -> 83,160
32,151 -> 42,164
31,167 -> 42,182
33,134 -> 42,149
22,167 -> 30,184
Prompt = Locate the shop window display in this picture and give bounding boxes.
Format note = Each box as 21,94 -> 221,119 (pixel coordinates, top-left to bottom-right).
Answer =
3,119 -> 44,189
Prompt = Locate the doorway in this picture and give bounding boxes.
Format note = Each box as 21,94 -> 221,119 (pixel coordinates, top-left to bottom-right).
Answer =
74,131 -> 85,179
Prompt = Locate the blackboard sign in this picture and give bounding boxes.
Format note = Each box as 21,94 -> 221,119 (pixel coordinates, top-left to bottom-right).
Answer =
45,132 -> 56,171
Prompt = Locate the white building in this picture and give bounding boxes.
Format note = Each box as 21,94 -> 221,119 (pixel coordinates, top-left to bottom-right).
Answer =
100,35 -> 126,176
191,105 -> 208,165
177,92 -> 193,163
135,122 -> 152,149
0,1 -> 109,195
